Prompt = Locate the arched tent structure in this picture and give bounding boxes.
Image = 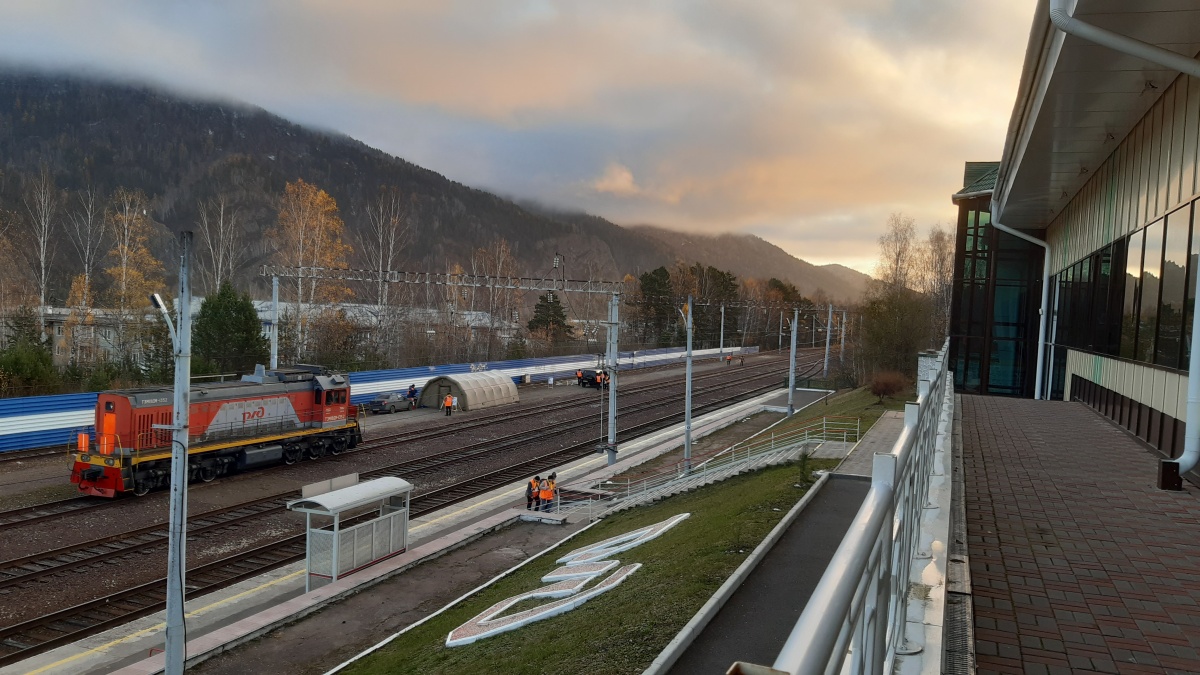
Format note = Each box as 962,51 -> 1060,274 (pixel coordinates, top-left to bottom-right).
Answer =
417,372 -> 519,411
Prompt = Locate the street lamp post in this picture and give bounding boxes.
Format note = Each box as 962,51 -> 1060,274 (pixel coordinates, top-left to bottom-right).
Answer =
150,231 -> 193,675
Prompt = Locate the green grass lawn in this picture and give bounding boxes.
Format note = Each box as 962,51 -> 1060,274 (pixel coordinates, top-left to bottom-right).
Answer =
345,457 -> 839,675
777,384 -> 915,438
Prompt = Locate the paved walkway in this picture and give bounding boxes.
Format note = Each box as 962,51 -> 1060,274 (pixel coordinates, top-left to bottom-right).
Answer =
961,395 -> 1200,675
662,409 -> 906,672
837,409 -> 904,476
665,475 -> 870,674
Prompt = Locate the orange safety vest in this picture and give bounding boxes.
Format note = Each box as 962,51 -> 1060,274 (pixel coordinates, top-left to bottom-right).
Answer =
539,479 -> 552,500
528,478 -> 539,497
576,370 -> 582,378
443,394 -> 453,408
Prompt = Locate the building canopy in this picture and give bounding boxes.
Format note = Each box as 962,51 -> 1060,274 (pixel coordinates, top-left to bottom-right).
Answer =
417,371 -> 519,411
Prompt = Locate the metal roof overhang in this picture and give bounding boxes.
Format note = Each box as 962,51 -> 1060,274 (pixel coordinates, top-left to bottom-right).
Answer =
287,476 -> 413,515
994,0 -> 1200,231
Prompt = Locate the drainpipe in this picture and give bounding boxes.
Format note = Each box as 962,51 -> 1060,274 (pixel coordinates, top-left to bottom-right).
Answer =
990,202 -> 1050,400
1173,267 -> 1200,480
1049,0 -> 1200,79
1046,0 -> 1200,486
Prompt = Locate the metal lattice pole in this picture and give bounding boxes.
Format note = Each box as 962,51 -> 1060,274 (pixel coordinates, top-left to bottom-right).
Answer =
788,308 -> 798,416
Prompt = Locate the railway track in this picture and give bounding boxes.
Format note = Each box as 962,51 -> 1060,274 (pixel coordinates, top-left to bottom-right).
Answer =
0,447 -> 65,465
0,361 -> 812,667
0,354 -> 804,532
0,357 -> 814,589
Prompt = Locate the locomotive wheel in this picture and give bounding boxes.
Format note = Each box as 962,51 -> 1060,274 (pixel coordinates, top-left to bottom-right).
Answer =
330,437 -> 348,455
200,465 -> 218,482
307,445 -> 324,460
283,447 -> 301,465
133,481 -> 151,497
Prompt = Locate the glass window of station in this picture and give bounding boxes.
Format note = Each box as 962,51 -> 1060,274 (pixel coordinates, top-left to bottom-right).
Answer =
1048,198 -> 1200,396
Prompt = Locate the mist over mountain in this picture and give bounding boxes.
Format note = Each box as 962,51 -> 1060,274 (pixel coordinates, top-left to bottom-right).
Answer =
0,72 -> 868,302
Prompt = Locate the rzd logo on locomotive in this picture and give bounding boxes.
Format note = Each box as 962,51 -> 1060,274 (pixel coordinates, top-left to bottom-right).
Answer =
445,512 -> 689,646
242,406 -> 267,422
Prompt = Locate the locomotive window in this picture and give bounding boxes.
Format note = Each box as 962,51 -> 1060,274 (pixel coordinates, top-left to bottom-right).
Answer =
337,390 -> 347,404
325,391 -> 334,405
105,401 -> 114,412
315,390 -> 322,405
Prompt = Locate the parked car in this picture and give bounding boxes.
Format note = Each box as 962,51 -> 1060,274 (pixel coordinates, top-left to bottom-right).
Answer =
581,369 -> 609,389
368,392 -> 414,414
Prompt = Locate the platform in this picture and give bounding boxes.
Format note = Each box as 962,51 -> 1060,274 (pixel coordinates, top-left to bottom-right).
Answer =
961,395 -> 1200,675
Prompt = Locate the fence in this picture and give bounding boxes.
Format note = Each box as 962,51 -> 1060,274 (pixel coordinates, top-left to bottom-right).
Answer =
769,342 -> 951,674
564,415 -> 861,515
0,345 -> 759,453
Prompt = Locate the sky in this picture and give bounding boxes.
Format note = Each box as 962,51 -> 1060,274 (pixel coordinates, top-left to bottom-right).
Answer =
0,0 -> 1036,273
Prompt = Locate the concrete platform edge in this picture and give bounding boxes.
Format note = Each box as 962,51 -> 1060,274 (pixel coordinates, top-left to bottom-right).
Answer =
643,470 -> 833,675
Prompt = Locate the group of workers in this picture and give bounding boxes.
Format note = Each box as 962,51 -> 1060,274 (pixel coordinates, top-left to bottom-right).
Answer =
724,354 -> 746,366
575,369 -> 610,388
526,472 -> 558,511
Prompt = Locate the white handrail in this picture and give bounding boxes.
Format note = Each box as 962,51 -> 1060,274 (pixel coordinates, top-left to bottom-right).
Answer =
769,341 -> 950,675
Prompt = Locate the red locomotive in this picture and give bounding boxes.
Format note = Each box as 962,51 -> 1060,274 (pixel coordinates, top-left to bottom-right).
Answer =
70,365 -> 362,497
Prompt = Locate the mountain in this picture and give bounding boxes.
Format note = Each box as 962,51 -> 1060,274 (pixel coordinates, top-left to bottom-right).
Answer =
0,72 -> 869,302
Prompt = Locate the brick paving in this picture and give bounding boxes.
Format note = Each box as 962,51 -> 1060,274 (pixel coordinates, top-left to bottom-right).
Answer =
961,395 -> 1200,675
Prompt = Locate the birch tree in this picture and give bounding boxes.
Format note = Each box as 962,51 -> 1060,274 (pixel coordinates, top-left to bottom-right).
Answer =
196,194 -> 245,294
469,239 -> 519,359
357,187 -> 412,358
269,179 -> 352,358
18,168 -> 61,339
359,186 -> 412,308
66,185 -> 107,311
104,188 -> 164,363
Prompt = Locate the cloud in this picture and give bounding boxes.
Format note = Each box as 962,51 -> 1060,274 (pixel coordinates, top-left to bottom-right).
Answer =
592,163 -> 641,197
0,0 -> 1037,271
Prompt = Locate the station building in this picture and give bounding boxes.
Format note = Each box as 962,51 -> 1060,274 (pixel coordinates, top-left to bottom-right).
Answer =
950,1 -> 1200,461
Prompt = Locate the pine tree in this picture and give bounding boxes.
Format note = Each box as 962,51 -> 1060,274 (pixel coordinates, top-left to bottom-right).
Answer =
526,292 -> 575,343
193,281 -> 269,374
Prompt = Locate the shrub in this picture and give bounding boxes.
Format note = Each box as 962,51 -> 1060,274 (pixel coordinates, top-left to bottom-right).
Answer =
870,370 -> 906,402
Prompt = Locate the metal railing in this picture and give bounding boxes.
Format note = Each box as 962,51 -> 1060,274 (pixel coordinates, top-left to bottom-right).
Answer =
768,342 -> 950,675
564,415 -> 860,513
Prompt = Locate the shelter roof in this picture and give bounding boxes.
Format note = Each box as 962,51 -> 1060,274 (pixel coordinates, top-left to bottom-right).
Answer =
286,476 -> 412,515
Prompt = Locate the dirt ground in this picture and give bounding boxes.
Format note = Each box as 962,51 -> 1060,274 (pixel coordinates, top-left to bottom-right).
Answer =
190,519 -> 589,675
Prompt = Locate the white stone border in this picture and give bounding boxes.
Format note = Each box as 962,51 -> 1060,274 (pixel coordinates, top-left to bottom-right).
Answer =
323,519 -> 604,674
643,471 -> 832,675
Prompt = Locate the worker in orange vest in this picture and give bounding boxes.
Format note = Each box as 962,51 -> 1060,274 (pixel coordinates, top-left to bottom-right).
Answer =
539,474 -> 554,511
576,369 -> 583,386
527,475 -> 541,511
443,393 -> 454,416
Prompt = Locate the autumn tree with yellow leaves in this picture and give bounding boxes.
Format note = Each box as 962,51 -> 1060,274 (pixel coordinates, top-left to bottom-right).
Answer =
104,188 -> 165,363
269,179 -> 352,360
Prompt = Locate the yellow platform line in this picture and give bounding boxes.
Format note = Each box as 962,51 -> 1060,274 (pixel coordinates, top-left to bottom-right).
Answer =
22,570 -> 304,675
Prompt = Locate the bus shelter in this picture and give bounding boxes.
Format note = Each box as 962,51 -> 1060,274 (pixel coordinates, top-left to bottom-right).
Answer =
287,476 -> 413,591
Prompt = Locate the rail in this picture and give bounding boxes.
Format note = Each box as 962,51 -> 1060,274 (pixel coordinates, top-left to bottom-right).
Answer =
766,342 -> 950,675
569,415 -> 860,509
